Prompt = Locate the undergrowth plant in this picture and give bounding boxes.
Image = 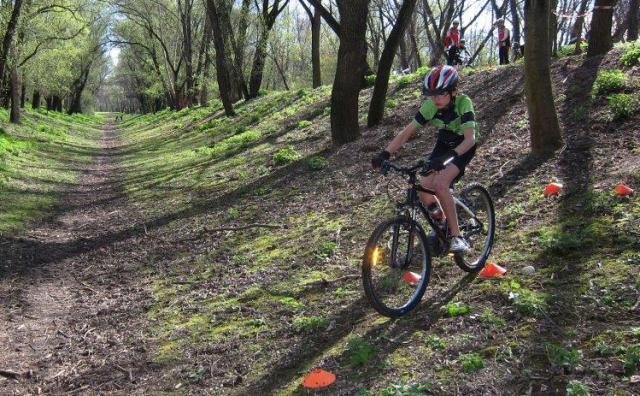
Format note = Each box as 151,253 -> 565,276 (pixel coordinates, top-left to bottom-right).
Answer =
593,70 -> 627,96
608,93 -> 637,120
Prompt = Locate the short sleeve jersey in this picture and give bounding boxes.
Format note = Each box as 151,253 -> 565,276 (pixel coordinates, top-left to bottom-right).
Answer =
411,94 -> 478,140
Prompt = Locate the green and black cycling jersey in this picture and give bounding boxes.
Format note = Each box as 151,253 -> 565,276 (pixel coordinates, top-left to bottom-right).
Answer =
411,94 -> 478,144
412,94 -> 478,178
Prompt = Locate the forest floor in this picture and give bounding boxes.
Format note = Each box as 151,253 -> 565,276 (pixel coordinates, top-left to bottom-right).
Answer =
1,46 -> 640,395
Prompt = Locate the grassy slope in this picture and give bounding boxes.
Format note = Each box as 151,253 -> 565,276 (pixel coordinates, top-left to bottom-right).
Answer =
115,46 -> 640,394
5,44 -> 636,394
0,108 -> 103,238
117,46 -> 640,394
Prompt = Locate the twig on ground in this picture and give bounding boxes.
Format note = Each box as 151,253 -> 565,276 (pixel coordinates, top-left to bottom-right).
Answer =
66,384 -> 90,394
0,369 -> 21,379
72,273 -> 97,294
305,274 -> 360,287
205,223 -> 284,232
490,159 -> 512,179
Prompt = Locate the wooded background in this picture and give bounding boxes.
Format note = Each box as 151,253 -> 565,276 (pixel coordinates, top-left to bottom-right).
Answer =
0,0 -> 635,146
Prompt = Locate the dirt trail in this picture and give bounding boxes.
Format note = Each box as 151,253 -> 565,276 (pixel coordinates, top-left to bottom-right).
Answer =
0,120 -> 156,393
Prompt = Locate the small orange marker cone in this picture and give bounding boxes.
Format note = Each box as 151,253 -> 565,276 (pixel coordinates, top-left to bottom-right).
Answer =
302,369 -> 336,389
543,182 -> 563,197
478,262 -> 507,279
614,183 -> 634,197
402,271 -> 422,286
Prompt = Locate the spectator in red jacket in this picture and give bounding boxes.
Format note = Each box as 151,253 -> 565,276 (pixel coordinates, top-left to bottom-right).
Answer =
444,21 -> 461,66
496,18 -> 511,65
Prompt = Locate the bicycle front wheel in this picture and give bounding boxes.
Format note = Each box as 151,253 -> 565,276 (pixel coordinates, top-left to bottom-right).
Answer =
454,182 -> 495,272
362,216 -> 432,318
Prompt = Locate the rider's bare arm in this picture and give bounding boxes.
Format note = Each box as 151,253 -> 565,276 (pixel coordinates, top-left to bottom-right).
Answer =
454,128 -> 475,156
385,122 -> 418,154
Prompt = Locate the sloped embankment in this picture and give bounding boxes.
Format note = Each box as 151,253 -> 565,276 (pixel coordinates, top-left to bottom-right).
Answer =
110,45 -> 639,394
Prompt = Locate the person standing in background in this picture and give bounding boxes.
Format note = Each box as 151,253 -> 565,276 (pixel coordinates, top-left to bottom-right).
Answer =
496,18 -> 511,65
444,21 -> 461,66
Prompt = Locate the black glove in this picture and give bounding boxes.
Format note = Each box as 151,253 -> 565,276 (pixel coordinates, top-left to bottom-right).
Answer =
372,150 -> 391,169
427,149 -> 458,171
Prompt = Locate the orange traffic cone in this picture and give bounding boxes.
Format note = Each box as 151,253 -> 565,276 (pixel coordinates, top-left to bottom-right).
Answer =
402,271 -> 422,286
614,183 -> 634,197
302,369 -> 336,389
543,182 -> 563,197
478,262 -> 507,279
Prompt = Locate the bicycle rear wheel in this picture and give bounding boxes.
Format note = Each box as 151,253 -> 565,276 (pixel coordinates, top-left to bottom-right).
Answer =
454,183 -> 495,272
362,216 -> 432,318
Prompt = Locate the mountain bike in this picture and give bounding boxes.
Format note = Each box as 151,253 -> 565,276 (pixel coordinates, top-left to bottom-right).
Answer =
362,159 -> 495,318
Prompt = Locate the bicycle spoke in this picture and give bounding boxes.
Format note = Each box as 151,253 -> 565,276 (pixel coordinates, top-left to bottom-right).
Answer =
363,217 -> 432,317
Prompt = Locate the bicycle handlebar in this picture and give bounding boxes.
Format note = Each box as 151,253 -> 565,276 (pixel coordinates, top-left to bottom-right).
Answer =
380,156 -> 454,178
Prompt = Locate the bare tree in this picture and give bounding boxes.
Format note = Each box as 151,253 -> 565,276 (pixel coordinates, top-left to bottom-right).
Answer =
587,0 -> 618,57
330,0 -> 371,145
570,0 -> 590,53
0,0 -> 24,94
248,0 -> 290,98
205,0 -> 236,115
524,0 -> 563,153
299,0 -> 322,87
367,0 -> 418,127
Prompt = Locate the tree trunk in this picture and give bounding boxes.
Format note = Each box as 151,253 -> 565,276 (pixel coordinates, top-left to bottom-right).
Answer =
179,0 -> 195,107
549,0 -> 558,56
205,0 -> 235,115
32,90 -> 40,109
587,0 -> 618,57
68,61 -> 93,114
197,9 -> 212,106
524,0 -> 563,153
408,16 -> 423,68
509,0 -> 522,50
54,96 -> 63,112
398,34 -> 410,71
0,0 -> 23,94
9,50 -> 20,124
248,1 -> 287,99
312,5 -> 322,87
330,0 -> 371,145
20,78 -> 26,108
218,0 -> 246,101
629,0 -> 639,40
233,0 -> 252,97
248,29 -> 270,98
367,0 -> 418,127
571,0 -> 589,53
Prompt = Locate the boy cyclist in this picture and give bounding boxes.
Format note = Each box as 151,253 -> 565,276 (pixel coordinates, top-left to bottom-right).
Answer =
372,65 -> 477,254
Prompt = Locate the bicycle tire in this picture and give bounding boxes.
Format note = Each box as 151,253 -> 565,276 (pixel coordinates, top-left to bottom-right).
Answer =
362,216 -> 432,318
453,182 -> 495,272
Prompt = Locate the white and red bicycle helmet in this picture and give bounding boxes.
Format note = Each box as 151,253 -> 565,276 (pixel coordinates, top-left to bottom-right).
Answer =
422,65 -> 459,96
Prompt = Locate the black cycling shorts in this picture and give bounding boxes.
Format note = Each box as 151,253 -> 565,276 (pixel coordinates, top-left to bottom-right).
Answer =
428,141 -> 477,183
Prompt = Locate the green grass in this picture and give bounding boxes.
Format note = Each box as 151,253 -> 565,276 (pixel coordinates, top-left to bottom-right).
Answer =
292,315 -> 329,333
500,280 -> 548,316
566,380 -> 590,396
459,352 -> 484,373
621,42 -> 640,66
546,343 -> 581,369
444,301 -> 471,317
592,69 -> 627,96
272,145 -> 301,165
608,93 -> 637,120
106,63 -> 640,393
379,383 -> 432,396
0,108 -> 102,239
345,337 -> 376,367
